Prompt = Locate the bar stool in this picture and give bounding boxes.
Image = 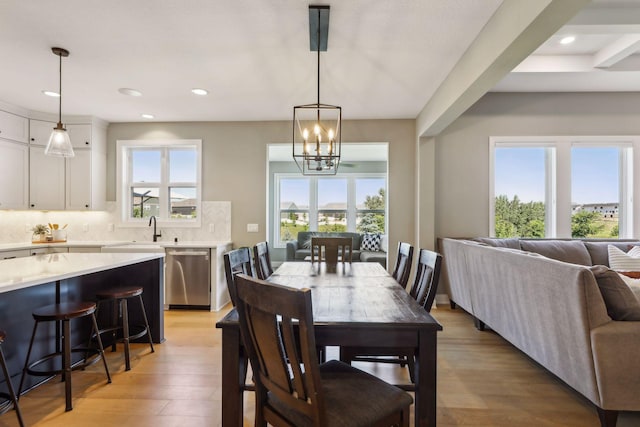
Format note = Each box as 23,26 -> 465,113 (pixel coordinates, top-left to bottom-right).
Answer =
94,286 -> 154,371
0,330 -> 24,426
18,301 -> 111,412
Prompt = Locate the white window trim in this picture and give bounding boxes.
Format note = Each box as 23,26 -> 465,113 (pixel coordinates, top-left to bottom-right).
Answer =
116,139 -> 202,228
273,172 -> 387,248
489,136 -> 638,238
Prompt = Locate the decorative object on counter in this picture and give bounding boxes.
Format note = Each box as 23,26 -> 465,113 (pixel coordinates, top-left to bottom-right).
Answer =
44,47 -> 75,158
48,223 -> 68,242
31,224 -> 49,242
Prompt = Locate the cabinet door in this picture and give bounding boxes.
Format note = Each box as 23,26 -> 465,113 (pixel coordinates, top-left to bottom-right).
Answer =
0,110 -> 29,143
67,124 -> 91,148
66,149 -> 91,210
0,139 -> 29,209
29,146 -> 65,210
29,119 -> 56,146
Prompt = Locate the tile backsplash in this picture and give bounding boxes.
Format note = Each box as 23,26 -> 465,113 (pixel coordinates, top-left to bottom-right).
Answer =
0,201 -> 231,244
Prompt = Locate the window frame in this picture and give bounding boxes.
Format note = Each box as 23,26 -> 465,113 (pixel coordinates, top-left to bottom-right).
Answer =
489,136 -> 636,239
116,139 -> 202,227
273,172 -> 387,248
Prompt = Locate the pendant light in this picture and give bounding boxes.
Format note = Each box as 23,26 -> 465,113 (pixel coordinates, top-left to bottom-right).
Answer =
292,5 -> 341,175
45,47 -> 75,158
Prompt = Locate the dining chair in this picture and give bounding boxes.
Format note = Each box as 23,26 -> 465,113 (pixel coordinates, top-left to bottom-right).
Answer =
223,247 -> 254,307
391,242 -> 414,287
310,236 -> 353,264
253,241 -> 274,280
341,249 -> 443,385
234,274 -> 413,427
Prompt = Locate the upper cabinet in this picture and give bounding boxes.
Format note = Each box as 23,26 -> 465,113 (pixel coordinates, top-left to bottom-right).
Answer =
0,110 -> 29,143
26,119 -> 106,211
0,138 -> 29,209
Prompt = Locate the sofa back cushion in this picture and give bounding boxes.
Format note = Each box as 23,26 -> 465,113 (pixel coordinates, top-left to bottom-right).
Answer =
519,240 -> 592,266
590,265 -> 640,321
584,241 -> 640,267
472,237 -> 521,249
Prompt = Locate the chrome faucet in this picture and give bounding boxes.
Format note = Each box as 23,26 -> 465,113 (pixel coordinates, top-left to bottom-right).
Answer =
149,215 -> 162,242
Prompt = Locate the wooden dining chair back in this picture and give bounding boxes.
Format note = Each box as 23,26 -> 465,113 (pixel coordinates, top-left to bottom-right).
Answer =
223,247 -> 254,307
409,249 -> 443,312
235,274 -> 413,427
253,241 -> 274,280
391,242 -> 414,287
310,237 -> 353,264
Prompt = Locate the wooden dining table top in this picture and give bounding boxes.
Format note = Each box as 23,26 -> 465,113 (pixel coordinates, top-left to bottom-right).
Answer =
267,261 -> 442,328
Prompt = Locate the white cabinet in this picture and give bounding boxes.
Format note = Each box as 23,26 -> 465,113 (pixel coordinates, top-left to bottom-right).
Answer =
27,121 -> 106,211
0,110 -> 28,143
30,247 -> 68,256
29,119 -> 55,146
0,139 -> 29,209
29,145 -> 65,210
0,249 -> 29,260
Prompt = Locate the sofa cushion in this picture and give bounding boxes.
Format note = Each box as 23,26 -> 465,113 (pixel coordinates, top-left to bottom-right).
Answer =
608,245 -> 640,271
590,265 -> 640,321
584,241 -> 640,267
519,240 -> 592,265
360,251 -> 386,267
361,233 -> 381,251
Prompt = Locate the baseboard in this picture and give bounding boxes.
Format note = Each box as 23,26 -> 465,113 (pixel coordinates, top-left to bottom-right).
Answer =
434,294 -> 450,308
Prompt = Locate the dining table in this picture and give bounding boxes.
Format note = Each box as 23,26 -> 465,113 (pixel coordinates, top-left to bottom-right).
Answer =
215,261 -> 443,427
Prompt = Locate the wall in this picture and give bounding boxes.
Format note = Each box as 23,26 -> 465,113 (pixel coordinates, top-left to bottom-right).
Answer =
433,92 -> 640,240
107,119 -> 416,268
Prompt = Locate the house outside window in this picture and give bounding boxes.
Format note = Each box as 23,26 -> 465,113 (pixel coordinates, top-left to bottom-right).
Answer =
117,139 -> 202,226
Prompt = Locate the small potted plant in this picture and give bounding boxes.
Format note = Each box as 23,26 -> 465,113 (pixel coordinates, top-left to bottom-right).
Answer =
31,224 -> 49,242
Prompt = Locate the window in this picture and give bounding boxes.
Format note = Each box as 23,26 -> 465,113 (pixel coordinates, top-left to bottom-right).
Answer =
490,137 -> 634,238
275,174 -> 387,246
571,144 -> 631,238
492,143 -> 555,238
117,139 -> 202,225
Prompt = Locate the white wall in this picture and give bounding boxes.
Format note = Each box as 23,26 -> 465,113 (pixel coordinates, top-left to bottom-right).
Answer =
433,92 -> 640,239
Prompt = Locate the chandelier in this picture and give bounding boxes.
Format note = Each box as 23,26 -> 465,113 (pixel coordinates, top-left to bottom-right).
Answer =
292,5 -> 341,175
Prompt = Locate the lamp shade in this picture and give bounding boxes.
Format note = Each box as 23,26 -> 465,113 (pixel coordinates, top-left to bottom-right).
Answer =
45,124 -> 75,157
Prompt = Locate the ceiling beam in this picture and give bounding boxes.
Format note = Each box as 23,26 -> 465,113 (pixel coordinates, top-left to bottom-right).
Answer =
593,34 -> 640,68
416,0 -> 590,138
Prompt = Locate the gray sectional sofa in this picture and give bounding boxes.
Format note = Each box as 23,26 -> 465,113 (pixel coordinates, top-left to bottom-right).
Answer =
440,237 -> 640,427
285,231 -> 387,267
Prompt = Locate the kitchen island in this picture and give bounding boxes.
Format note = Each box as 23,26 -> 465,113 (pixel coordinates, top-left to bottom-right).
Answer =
0,252 -> 164,394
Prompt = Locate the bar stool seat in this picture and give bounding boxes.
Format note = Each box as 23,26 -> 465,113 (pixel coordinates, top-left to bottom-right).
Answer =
18,301 -> 111,412
0,330 -> 24,426
94,286 -> 154,371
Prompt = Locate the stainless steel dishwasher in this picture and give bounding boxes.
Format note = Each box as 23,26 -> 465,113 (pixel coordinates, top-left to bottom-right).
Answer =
165,248 -> 211,309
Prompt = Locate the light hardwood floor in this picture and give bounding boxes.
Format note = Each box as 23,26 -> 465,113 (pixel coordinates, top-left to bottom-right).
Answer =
1,306 -> 638,426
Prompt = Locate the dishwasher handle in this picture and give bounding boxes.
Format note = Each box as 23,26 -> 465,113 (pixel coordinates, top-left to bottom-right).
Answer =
167,250 -> 209,257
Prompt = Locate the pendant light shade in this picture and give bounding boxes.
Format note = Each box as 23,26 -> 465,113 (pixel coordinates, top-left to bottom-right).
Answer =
292,5 -> 341,175
45,47 -> 74,158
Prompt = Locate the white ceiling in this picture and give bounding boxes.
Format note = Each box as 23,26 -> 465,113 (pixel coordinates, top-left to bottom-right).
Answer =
0,0 -> 502,123
0,1 -> 638,126
493,0 -> 640,92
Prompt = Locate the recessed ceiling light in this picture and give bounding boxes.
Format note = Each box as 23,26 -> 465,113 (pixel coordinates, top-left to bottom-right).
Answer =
141,114 -> 155,119
42,90 -> 60,97
191,88 -> 208,96
118,88 -> 143,97
560,36 -> 576,45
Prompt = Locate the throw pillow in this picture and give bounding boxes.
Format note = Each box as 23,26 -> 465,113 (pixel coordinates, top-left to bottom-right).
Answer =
608,245 -> 640,271
590,265 -> 640,321
361,233 -> 381,252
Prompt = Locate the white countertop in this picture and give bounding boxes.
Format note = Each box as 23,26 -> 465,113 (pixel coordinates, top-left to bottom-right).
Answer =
0,240 -> 232,252
0,252 -> 165,294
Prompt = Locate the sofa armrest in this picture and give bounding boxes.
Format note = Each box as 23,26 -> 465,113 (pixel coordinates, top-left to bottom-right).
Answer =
591,321 -> 640,410
286,241 -> 299,261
